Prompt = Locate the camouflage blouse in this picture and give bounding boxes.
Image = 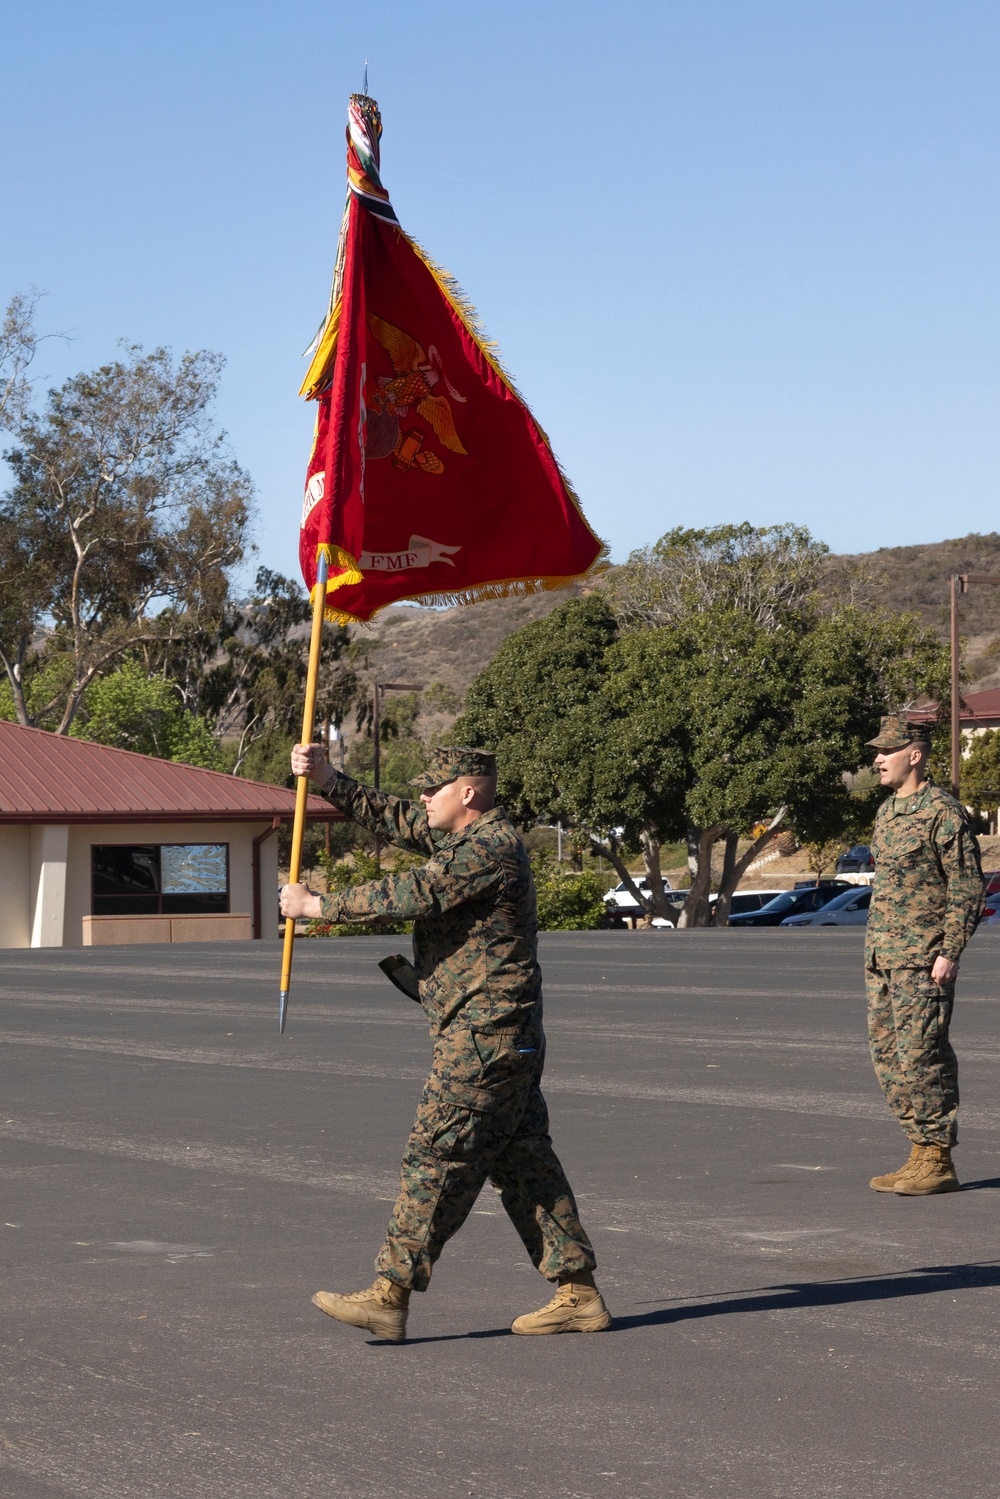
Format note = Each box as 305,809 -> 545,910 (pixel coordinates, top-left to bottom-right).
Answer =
866,781 -> 984,969
318,773 -> 542,1034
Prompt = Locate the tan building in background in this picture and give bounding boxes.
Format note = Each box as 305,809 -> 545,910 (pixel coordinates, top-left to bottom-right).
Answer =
0,722 -> 341,948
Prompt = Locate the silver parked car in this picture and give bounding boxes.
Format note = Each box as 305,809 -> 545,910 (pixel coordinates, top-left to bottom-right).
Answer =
781,886 -> 871,926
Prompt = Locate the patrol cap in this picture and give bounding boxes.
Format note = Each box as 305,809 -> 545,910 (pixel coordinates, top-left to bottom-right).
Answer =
866,714 -> 933,751
412,745 -> 498,790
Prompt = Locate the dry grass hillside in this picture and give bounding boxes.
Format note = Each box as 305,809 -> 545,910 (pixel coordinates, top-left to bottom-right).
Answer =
349,587 -> 583,697
344,582 -> 587,741
823,532 -> 1000,689
828,532 -> 1000,634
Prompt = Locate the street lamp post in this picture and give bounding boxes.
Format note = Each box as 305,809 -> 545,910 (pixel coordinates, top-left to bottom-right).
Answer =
372,681 -> 424,866
949,573 -> 1000,798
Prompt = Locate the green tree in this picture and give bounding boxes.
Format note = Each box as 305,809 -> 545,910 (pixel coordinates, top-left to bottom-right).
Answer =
531,858 -> 608,930
0,654 -> 73,725
605,522 -> 830,631
71,657 -> 223,768
455,592 -> 619,823
0,344 -> 253,732
0,290 -> 55,433
304,850 -> 416,937
182,567 -> 355,777
423,681 -> 463,716
455,593 -> 685,917
344,691 -> 436,798
961,729 -> 1000,816
457,527 -> 950,925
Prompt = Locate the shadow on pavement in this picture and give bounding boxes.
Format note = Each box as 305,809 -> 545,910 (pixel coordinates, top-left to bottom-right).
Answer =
371,1327 -> 513,1346
371,1261 -> 1000,1344
370,1259 -> 1000,1343
352,1173 -> 1000,1348
615,1260 -> 1000,1332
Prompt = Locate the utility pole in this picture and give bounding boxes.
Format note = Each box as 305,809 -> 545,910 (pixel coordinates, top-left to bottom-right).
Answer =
373,688 -> 381,797
950,575 -> 964,799
949,573 -> 1000,799
322,716 -> 332,857
372,681 -> 424,866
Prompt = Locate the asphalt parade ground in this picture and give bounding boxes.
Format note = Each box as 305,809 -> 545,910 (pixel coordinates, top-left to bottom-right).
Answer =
2,929 -> 999,1499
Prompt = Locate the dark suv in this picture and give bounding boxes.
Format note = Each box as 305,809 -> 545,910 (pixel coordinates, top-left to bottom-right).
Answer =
727,882 -> 854,927
836,845 -> 875,873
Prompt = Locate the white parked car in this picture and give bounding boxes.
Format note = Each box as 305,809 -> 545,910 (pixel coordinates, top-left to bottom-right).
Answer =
603,878 -> 677,928
604,876 -> 671,906
605,883 -> 785,922
781,886 -> 871,926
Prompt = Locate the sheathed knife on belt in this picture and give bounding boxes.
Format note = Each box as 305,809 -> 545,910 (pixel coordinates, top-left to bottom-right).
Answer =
378,955 -> 421,1003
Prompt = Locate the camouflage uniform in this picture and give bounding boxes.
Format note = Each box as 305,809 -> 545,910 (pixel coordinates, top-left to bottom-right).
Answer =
865,727 -> 984,1148
317,751 -> 597,1293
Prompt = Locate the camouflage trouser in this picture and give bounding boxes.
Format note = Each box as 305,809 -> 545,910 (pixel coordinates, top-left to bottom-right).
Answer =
866,965 -> 959,1147
376,1022 -> 596,1292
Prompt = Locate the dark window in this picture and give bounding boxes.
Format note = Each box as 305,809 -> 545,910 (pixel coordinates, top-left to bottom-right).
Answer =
91,844 -> 229,917
729,893 -> 765,914
92,845 -> 161,915
759,892 -> 797,913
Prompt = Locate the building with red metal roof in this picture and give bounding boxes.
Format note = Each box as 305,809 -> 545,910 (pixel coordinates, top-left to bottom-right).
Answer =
0,721 -> 341,948
908,688 -> 1000,734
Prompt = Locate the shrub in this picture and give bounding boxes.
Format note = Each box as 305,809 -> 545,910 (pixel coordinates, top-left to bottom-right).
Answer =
532,858 -> 608,931
303,851 -> 414,937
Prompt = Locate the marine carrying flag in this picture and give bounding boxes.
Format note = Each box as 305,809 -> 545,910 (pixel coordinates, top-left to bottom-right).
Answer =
299,94 -> 606,623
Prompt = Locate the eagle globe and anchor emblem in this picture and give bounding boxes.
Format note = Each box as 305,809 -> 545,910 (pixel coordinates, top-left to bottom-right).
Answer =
301,313 -> 468,575
363,313 -> 468,474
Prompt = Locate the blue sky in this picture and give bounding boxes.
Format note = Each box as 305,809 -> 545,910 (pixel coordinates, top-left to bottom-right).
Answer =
2,0 -> 997,590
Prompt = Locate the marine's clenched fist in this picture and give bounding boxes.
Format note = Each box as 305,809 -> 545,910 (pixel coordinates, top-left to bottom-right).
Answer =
280,883 -> 323,920
291,742 -> 335,784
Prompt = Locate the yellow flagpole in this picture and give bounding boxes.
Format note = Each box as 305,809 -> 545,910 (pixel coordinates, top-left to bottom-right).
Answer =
279,551 -> 329,1032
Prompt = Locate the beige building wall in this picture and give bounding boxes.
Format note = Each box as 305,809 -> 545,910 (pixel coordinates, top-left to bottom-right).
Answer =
30,824 -> 69,947
0,820 -> 281,948
257,830 -> 280,940
0,826 -> 31,948
60,821 -> 278,947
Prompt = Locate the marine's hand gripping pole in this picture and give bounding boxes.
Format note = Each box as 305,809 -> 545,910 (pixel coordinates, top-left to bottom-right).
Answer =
278,551 -> 329,1033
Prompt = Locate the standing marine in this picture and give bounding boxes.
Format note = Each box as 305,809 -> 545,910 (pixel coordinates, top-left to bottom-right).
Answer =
280,743 -> 611,1342
864,715 -> 984,1196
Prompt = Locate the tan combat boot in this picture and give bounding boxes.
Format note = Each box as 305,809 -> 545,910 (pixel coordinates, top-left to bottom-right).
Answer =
893,1144 -> 960,1196
311,1276 -> 410,1342
870,1142 -> 922,1192
511,1272 -> 612,1335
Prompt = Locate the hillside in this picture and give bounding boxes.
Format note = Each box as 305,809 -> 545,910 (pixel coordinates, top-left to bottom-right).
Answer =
827,532 -> 1000,636
344,583 -> 588,741
824,532 -> 1000,692
343,533 -> 1000,735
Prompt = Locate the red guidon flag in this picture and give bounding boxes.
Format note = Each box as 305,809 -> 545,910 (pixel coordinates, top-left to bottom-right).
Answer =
299,94 -> 606,622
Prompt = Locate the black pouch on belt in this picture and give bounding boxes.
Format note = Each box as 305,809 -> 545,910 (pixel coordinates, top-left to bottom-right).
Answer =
378,954 -> 421,1003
